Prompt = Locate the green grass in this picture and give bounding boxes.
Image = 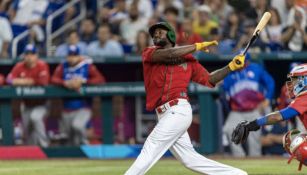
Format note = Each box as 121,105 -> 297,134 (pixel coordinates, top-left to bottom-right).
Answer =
0,158 -> 304,175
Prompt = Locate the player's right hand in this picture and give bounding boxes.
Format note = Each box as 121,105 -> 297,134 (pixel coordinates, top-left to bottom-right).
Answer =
195,40 -> 218,52
228,54 -> 245,71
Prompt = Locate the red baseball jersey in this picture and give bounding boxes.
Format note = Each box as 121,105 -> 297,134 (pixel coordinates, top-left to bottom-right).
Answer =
289,92 -> 307,129
142,46 -> 214,111
7,60 -> 50,85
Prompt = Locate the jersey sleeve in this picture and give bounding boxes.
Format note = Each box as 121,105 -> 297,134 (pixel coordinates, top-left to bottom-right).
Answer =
191,61 -> 214,88
289,94 -> 307,115
87,64 -> 106,84
6,63 -> 22,84
142,46 -> 158,63
51,64 -> 64,85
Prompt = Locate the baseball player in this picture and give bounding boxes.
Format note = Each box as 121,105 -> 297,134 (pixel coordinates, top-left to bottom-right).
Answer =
51,45 -> 105,145
125,22 -> 247,175
232,63 -> 307,169
6,44 -> 50,147
222,53 -> 275,157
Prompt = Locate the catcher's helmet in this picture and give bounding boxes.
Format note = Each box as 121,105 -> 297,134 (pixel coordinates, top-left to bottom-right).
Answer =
287,133 -> 307,171
286,63 -> 307,98
148,22 -> 176,46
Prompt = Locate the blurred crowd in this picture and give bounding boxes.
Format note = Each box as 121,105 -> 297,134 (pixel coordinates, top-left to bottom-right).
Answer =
0,0 -> 305,157
0,0 -> 305,58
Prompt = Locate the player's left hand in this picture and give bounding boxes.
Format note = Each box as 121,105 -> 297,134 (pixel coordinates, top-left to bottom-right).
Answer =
195,40 -> 218,52
231,120 -> 260,144
228,54 -> 245,71
70,78 -> 83,90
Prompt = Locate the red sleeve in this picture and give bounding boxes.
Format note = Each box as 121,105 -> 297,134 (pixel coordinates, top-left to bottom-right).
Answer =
191,61 -> 214,88
87,64 -> 106,84
142,46 -> 157,63
51,64 -> 64,85
35,62 -> 50,85
289,93 -> 307,115
0,74 -> 4,85
6,63 -> 22,84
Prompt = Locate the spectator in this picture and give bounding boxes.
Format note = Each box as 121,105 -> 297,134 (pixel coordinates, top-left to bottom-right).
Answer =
155,0 -> 183,18
0,15 -> 12,58
133,30 -> 150,54
261,121 -> 289,155
222,53 -> 275,157
79,18 -> 97,44
177,18 -> 202,45
126,0 -> 153,21
281,6 -> 307,52
192,5 -> 218,40
247,0 -> 269,21
55,29 -> 87,57
271,0 -> 293,26
163,6 -> 180,33
181,0 -> 196,19
234,19 -> 265,53
6,44 -> 50,147
120,4 -> 147,45
42,0 -> 66,33
9,0 -> 48,36
219,11 -> 242,54
98,0 -> 129,36
0,0 -> 12,17
8,0 -> 49,55
51,45 -> 105,145
260,8 -> 283,52
87,24 -> 124,57
222,11 -> 242,41
208,0 -> 233,27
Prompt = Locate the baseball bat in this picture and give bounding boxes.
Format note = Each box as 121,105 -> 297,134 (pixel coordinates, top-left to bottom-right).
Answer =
236,12 -> 271,64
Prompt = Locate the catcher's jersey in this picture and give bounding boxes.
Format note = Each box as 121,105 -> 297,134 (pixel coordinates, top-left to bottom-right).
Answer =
289,92 -> 307,129
142,46 -> 213,111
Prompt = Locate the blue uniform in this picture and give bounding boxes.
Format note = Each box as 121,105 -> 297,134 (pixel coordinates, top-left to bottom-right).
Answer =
223,63 -> 275,111
62,60 -> 90,110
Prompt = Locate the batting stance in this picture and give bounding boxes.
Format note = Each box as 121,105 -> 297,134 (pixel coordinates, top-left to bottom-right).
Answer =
125,22 -> 247,175
232,63 -> 307,170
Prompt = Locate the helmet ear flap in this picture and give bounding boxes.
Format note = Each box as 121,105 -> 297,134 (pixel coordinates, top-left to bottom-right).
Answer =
167,30 -> 176,46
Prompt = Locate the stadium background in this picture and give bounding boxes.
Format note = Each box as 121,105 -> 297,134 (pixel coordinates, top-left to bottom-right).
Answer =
0,0 -> 306,174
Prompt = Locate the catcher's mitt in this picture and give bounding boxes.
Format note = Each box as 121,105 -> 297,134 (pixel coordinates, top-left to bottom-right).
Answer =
231,121 -> 250,144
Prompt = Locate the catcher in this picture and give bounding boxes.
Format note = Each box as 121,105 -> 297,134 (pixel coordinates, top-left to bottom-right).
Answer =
232,63 -> 307,170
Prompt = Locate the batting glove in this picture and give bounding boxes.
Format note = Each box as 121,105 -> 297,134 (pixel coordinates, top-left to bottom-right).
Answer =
228,54 -> 245,71
195,40 -> 218,52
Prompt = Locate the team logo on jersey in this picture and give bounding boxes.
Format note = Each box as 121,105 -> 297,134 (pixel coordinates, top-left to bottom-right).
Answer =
179,63 -> 187,71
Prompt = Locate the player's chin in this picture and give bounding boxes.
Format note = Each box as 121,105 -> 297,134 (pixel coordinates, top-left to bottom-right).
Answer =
153,39 -> 167,47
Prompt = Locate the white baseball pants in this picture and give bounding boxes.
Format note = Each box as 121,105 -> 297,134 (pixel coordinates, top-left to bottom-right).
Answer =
61,108 -> 91,145
125,99 -> 247,175
21,105 -> 49,147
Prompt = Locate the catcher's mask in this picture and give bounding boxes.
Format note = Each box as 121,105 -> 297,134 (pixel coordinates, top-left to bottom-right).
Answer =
286,63 -> 307,99
287,133 -> 307,171
149,22 -> 176,46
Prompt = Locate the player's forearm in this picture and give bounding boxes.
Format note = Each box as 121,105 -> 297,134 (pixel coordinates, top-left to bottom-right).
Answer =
264,112 -> 284,125
151,45 -> 195,63
281,27 -> 295,42
12,78 -> 34,86
209,66 -> 231,85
